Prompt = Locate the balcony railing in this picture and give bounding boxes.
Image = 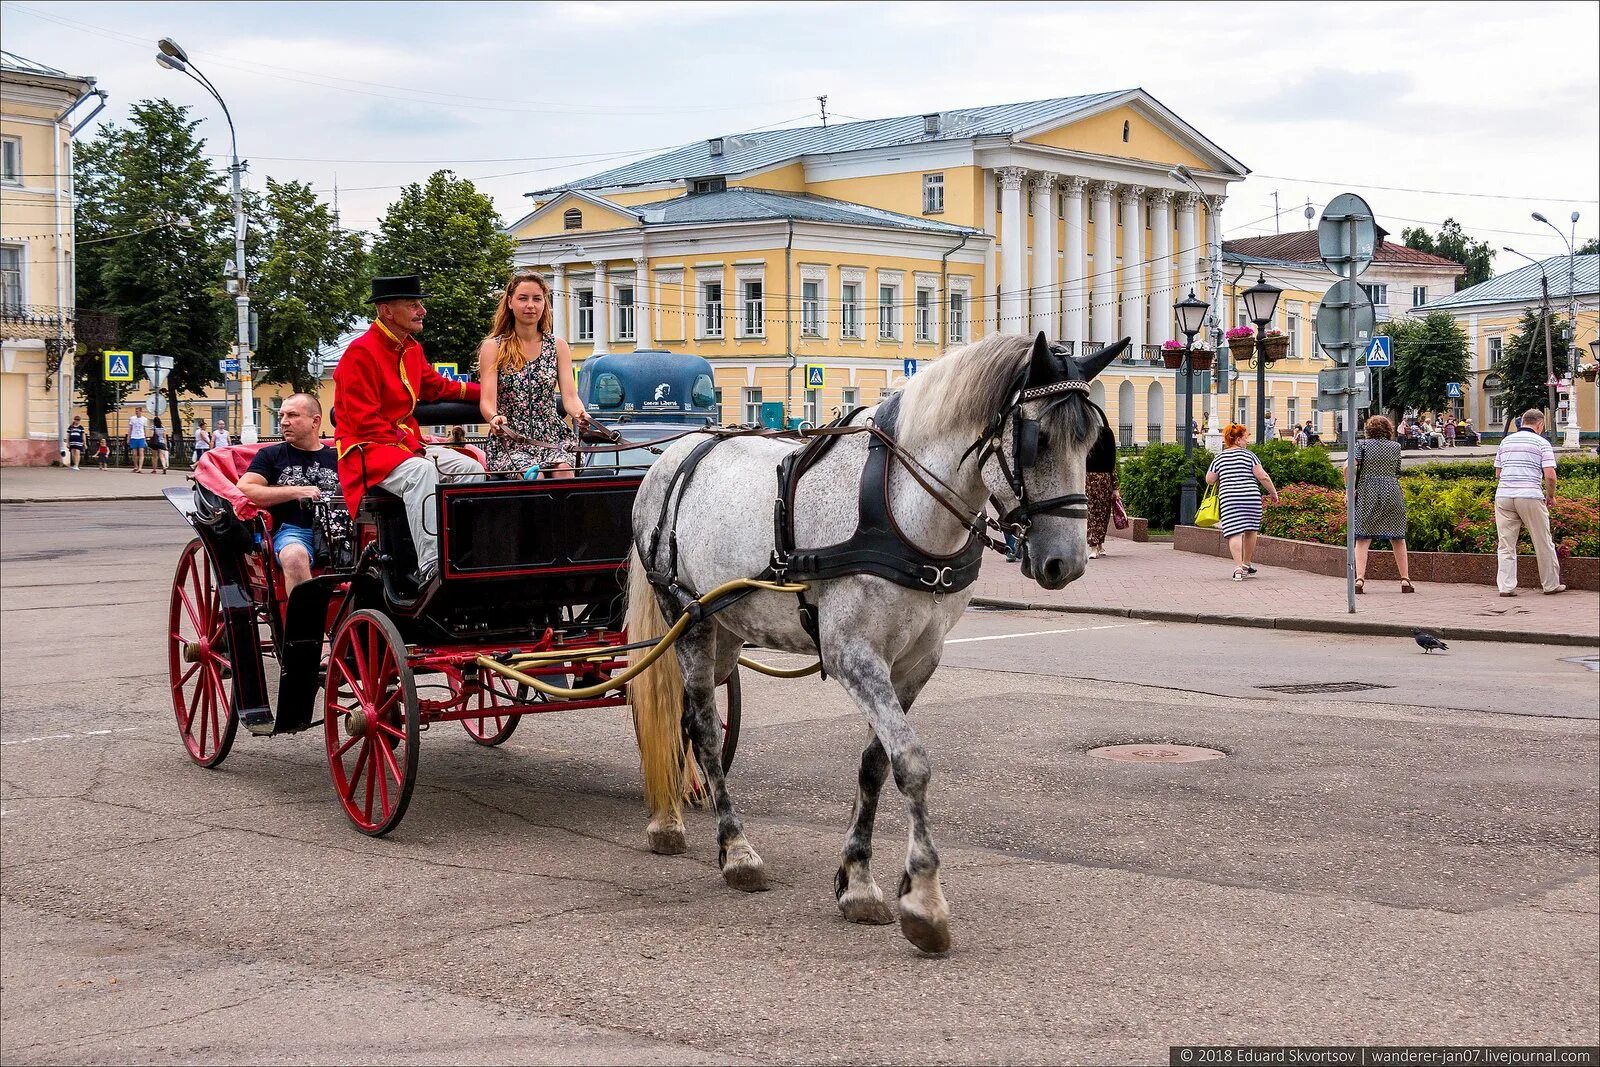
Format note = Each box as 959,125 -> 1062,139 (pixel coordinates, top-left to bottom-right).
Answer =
1141,344 -> 1165,365
0,303 -> 72,342
1146,423 -> 1164,443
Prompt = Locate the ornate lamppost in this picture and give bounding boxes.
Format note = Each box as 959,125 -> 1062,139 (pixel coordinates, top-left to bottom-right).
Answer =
1175,289 -> 1210,525
1241,273 -> 1282,442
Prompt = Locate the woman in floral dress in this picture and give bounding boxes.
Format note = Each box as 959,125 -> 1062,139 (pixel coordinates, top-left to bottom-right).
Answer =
1084,427 -> 1118,558
478,271 -> 591,478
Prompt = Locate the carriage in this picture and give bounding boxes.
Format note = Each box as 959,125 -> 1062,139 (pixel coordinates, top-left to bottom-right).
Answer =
163,400 -> 739,836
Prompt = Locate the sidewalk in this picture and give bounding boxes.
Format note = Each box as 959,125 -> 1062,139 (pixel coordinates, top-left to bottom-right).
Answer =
972,538 -> 1600,647
0,465 -> 195,503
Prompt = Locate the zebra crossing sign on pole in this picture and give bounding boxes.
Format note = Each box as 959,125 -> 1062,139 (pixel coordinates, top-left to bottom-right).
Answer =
1364,336 -> 1392,368
805,364 -> 826,388
104,351 -> 134,382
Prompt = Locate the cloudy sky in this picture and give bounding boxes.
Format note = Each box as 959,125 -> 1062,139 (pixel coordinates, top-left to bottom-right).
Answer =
6,0 -> 1597,267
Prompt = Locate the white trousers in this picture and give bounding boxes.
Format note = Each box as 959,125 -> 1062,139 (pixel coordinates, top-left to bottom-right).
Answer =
1494,495 -> 1562,593
377,446 -> 486,574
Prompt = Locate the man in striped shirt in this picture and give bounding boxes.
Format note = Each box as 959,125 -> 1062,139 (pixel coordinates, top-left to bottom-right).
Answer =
1493,409 -> 1564,596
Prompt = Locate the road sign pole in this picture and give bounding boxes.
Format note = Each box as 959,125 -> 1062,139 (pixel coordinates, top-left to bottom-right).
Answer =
1343,216 -> 1359,615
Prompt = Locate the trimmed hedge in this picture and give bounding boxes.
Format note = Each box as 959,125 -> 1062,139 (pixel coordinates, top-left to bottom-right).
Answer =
1118,443 -> 1213,530
1398,456 -> 1600,482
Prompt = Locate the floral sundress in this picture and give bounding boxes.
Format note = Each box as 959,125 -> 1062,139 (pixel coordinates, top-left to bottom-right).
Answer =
486,333 -> 577,475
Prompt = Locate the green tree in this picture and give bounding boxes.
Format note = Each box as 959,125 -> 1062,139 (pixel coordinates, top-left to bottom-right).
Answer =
1399,219 -> 1495,289
369,171 -> 514,374
1577,237 -> 1599,256
250,178 -> 366,392
74,99 -> 231,431
1493,309 -> 1571,424
1375,312 -> 1471,420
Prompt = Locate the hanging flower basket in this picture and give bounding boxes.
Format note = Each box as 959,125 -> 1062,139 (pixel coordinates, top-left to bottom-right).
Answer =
1161,350 -> 1185,369
1260,334 -> 1290,363
1580,363 -> 1599,383
1189,348 -> 1216,371
1228,335 -> 1256,361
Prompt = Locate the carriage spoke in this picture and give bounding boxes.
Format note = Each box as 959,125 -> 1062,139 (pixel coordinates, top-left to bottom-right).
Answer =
376,742 -> 393,813
362,740 -> 377,822
177,660 -> 200,688
350,632 -> 372,693
374,719 -> 406,743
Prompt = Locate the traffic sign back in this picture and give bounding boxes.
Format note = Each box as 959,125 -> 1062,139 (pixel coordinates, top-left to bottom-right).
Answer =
1315,280 -> 1376,364
1364,336 -> 1392,368
1317,193 -> 1377,277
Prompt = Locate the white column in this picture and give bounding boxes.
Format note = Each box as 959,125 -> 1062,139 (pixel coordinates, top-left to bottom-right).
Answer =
1147,189 -> 1173,344
1030,173 -> 1057,337
1090,181 -> 1117,344
1175,194 -> 1199,309
1062,176 -> 1088,345
591,261 -> 609,355
1120,185 -> 1146,356
634,267 -> 652,349
997,167 -> 1027,334
551,262 -> 568,340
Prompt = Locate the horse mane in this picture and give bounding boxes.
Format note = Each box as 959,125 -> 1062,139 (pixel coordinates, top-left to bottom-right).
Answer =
895,333 -> 1100,449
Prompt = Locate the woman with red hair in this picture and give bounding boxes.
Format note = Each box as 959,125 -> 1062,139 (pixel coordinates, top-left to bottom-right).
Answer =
1204,423 -> 1280,581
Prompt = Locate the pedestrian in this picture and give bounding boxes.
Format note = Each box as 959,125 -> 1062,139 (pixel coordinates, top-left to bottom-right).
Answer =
150,417 -> 170,473
1084,427 -> 1118,559
1264,413 -> 1278,441
94,436 -> 110,471
1443,417 -> 1457,448
192,419 -> 211,468
212,420 -> 231,450
1493,408 -> 1564,596
126,410 -> 148,473
1205,423 -> 1280,581
66,416 -> 86,470
1345,415 -> 1413,594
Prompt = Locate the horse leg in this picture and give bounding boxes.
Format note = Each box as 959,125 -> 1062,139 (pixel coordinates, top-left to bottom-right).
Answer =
681,624 -> 768,892
835,655 -> 939,926
830,652 -> 949,954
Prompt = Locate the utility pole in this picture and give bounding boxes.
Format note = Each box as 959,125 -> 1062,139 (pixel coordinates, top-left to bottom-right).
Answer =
1540,274 -> 1557,440
817,95 -> 828,129
1273,190 -> 1280,234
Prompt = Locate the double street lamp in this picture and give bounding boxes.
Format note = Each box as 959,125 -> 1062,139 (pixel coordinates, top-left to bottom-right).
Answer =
1175,289 -> 1210,525
1240,272 -> 1283,442
156,37 -> 258,444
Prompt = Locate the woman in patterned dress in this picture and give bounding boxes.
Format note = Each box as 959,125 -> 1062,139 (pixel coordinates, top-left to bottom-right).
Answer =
1345,414 -> 1413,593
1204,423 -> 1280,581
478,271 -> 591,479
1085,426 -> 1118,558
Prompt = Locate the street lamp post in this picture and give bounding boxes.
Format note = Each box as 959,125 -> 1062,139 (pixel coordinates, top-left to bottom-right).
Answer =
1240,273 -> 1282,442
1590,337 -> 1600,454
156,37 -> 258,444
1170,164 -> 1225,446
1503,246 -> 1558,439
1534,211 -> 1582,445
1175,289 -> 1210,525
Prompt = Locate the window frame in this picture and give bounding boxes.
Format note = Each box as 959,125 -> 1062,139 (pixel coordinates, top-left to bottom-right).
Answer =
877,283 -> 900,340
914,287 -> 935,342
574,287 -> 595,342
1487,336 -> 1503,363
1287,309 -> 1300,358
840,281 -> 862,339
614,284 -> 635,341
700,280 -> 724,339
562,207 -> 582,231
804,388 -> 819,427
922,172 -> 944,215
948,290 -> 968,344
0,137 -> 20,185
742,387 -> 763,425
739,279 -> 765,338
801,280 -> 822,337
1412,285 -> 1428,308
1360,282 -> 1388,306
0,243 -> 23,312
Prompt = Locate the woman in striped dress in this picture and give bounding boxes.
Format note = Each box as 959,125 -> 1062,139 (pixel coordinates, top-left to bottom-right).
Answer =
1205,423 -> 1280,581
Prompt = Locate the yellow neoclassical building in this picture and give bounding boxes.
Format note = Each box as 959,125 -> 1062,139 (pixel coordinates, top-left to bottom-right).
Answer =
0,51 -> 103,465
507,90 -> 1253,438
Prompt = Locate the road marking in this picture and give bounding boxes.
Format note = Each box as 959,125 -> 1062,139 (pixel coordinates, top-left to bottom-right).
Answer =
945,621 -> 1150,645
0,726 -> 147,747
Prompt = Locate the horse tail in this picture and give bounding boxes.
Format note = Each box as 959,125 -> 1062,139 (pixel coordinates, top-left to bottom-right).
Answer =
626,544 -> 684,822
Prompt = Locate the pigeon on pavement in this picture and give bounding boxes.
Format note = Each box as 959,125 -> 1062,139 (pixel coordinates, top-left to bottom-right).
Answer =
1413,629 -> 1449,653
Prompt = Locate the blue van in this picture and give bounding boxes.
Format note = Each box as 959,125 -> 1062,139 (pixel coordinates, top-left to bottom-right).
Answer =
578,350 -> 719,426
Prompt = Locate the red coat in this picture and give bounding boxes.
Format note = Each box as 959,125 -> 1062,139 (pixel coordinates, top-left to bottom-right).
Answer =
332,320 -> 481,512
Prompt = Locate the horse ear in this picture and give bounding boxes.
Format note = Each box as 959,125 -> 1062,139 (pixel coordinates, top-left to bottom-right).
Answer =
1026,331 -> 1056,386
1072,337 -> 1131,381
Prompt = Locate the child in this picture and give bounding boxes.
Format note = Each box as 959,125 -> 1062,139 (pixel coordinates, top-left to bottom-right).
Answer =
94,436 -> 110,471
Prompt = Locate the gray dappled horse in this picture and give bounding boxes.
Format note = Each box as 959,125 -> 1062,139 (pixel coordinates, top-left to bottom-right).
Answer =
626,332 -> 1124,954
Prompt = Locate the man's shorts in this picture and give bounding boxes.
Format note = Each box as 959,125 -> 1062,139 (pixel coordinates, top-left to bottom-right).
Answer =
272,523 -> 318,564
129,437 -> 147,450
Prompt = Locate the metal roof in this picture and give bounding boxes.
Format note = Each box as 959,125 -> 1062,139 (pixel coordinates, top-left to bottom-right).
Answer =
534,91 -> 1131,195
1224,232 -> 1465,270
1420,254 -> 1598,310
633,188 -> 981,234
0,50 -> 92,84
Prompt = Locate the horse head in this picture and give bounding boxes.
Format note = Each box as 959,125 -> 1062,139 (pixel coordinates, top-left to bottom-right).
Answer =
982,333 -> 1128,590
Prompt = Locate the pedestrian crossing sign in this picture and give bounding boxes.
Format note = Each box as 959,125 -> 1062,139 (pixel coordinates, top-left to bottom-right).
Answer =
805,364 -> 826,388
1447,382 -> 1462,398
1364,336 -> 1392,368
104,350 -> 134,382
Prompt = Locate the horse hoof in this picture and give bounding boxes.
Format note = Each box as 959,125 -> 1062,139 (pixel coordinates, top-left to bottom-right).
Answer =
722,860 -> 769,893
899,910 -> 951,955
839,892 -> 895,926
648,826 -> 687,855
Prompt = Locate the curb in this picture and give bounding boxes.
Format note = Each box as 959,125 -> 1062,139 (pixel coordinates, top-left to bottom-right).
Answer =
969,596 -> 1600,649
3,495 -> 184,504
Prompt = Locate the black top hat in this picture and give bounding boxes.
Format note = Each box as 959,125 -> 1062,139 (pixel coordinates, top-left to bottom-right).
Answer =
367,275 -> 428,304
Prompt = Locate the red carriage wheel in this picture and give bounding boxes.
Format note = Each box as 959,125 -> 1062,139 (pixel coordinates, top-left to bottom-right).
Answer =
462,672 -> 524,747
323,609 -> 420,836
167,537 -> 238,768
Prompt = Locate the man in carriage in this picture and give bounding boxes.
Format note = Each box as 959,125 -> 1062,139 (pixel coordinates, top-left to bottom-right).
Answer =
332,275 -> 486,584
235,392 -> 343,593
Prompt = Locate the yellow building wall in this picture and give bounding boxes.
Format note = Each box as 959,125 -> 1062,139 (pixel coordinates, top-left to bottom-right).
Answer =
509,195 -> 642,239
597,188 -> 685,208
808,168 -> 983,228
731,162 -> 807,194
1023,105 -> 1211,170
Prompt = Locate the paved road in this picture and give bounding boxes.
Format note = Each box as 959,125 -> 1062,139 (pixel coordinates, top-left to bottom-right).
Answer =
2,501 -> 1597,1064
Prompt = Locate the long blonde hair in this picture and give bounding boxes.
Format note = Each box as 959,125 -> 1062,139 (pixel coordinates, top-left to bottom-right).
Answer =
486,271 -> 555,373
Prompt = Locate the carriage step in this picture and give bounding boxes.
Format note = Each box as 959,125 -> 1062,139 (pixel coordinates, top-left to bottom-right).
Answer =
240,705 -> 275,736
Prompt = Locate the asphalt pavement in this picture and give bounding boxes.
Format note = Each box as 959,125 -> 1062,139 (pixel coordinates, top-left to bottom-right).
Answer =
1,500 -> 1597,1063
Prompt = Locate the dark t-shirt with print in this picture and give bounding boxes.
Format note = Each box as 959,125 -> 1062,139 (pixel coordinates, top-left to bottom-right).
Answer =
245,442 -> 341,531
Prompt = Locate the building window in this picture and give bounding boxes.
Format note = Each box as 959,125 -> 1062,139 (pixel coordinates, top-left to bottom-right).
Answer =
1312,407 -> 1323,433
1412,285 -> 1428,308
740,280 -> 764,337
0,138 -> 19,185
915,288 -> 934,341
840,282 -> 861,339
801,280 -> 821,336
0,245 -> 22,312
804,389 -> 819,427
1287,397 -> 1299,429
923,173 -> 944,214
842,387 -> 858,411
1287,310 -> 1300,358
701,281 -> 723,338
690,176 -> 726,194
1488,336 -> 1503,363
1236,395 -> 1248,426
614,285 -> 635,340
563,208 -> 582,231
948,291 -> 967,343
1360,282 -> 1388,306
878,284 -> 898,340
743,387 -> 763,425
574,289 -> 595,341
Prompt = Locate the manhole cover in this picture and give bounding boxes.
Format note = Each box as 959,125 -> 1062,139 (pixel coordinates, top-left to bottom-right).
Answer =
1087,744 -> 1225,764
1255,681 -> 1393,694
